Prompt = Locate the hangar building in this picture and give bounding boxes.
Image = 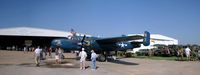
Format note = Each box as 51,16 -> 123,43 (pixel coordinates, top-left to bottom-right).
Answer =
0,27 -> 71,50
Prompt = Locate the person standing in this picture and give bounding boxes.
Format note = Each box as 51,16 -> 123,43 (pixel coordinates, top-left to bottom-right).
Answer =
185,47 -> 191,61
177,47 -> 184,61
43,46 -> 47,59
58,47 -> 63,64
48,47 -> 52,58
23,46 -> 27,53
91,50 -> 97,70
55,47 -> 59,64
32,47 -> 35,52
34,46 -> 42,67
79,48 -> 87,70
180,48 -> 184,61
197,50 -> 200,60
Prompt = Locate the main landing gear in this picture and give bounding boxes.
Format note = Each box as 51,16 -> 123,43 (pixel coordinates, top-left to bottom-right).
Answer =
98,54 -> 106,62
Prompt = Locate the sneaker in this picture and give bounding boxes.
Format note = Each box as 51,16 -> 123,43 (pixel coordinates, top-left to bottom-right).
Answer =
83,68 -> 85,70
36,64 -> 40,67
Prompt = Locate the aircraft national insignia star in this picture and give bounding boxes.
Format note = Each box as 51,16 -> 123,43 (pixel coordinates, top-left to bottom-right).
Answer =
118,42 -> 128,48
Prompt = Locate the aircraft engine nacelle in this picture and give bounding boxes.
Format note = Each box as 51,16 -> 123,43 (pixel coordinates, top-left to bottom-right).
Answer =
51,39 -> 81,51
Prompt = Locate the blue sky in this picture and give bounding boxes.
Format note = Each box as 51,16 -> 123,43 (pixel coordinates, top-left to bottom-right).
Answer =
0,0 -> 200,45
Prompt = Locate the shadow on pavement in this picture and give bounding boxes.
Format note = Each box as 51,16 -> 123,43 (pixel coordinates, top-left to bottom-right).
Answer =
45,60 -> 79,68
18,60 -> 80,68
107,59 -> 139,65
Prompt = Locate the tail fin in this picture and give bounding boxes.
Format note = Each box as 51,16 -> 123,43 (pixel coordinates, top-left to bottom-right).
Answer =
143,31 -> 150,46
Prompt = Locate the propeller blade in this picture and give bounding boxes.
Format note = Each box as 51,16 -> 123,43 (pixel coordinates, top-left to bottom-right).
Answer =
81,35 -> 86,48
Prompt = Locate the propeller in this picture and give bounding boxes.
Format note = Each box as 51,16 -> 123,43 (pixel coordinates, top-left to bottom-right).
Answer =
80,35 -> 86,48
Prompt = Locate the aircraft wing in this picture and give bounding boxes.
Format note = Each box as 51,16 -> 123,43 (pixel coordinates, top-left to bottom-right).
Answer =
96,35 -> 144,44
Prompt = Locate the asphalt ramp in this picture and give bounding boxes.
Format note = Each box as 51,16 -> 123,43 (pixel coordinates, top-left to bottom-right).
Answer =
18,59 -> 80,68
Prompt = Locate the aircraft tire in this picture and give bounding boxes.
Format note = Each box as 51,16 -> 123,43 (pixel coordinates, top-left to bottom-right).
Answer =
98,54 -> 106,62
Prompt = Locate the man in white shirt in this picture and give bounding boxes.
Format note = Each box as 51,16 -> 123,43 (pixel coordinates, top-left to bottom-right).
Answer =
79,48 -> 87,70
34,46 -> 42,66
91,50 -> 97,70
185,47 -> 191,61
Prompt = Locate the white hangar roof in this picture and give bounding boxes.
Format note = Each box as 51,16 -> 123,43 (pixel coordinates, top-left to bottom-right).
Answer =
128,34 -> 178,45
150,34 -> 178,45
0,27 -> 90,37
150,34 -> 177,41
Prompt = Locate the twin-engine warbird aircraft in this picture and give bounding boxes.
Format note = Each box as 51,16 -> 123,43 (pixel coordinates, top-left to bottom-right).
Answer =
51,29 -> 150,62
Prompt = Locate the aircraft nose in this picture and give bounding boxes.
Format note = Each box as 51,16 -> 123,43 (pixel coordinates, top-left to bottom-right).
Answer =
52,39 -> 62,46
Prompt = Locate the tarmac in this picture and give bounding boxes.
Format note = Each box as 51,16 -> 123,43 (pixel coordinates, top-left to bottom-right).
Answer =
0,50 -> 200,75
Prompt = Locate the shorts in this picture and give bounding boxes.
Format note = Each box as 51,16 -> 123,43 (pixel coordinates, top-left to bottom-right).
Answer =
55,55 -> 59,60
198,53 -> 200,57
80,58 -> 86,62
186,54 -> 190,57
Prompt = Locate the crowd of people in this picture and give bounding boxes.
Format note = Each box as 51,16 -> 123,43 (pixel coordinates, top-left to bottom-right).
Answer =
33,46 -> 97,70
31,45 -> 200,70
177,46 -> 200,61
33,46 -> 52,66
148,45 -> 200,61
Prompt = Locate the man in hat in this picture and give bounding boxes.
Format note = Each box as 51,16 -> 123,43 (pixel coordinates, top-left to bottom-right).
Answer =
34,46 -> 42,66
79,48 -> 87,70
185,46 -> 191,61
91,50 -> 97,70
